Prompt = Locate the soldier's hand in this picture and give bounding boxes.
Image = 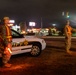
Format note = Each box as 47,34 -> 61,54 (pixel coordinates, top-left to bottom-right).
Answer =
65,36 -> 68,39
4,47 -> 10,54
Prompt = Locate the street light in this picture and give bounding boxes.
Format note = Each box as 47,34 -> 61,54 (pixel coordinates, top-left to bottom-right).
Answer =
52,24 -> 56,26
67,15 -> 70,18
66,12 -> 70,18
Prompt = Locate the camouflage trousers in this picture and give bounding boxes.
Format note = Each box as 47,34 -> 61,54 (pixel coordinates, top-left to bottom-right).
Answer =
65,35 -> 71,51
0,43 -> 12,64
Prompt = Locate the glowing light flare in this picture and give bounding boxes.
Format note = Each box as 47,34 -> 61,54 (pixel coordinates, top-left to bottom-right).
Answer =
45,28 -> 49,31
21,30 -> 26,34
62,12 -> 65,16
8,24 -> 13,26
52,24 -> 56,26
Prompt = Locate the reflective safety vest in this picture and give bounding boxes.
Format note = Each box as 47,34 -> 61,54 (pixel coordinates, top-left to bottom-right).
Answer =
66,25 -> 72,35
5,25 -> 12,42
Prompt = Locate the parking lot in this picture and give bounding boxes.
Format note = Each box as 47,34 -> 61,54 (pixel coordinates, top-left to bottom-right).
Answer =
0,37 -> 76,75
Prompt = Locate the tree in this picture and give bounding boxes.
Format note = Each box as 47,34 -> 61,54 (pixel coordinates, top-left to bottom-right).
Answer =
19,22 -> 27,32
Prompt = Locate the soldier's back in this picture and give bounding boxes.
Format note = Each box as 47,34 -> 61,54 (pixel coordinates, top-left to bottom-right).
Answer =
0,25 -> 4,49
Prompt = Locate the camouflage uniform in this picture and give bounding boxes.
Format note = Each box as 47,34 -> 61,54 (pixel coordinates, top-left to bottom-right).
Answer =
0,23 -> 12,65
64,24 -> 76,52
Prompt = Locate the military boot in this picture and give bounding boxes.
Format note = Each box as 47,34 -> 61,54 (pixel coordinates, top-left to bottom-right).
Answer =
2,63 -> 12,68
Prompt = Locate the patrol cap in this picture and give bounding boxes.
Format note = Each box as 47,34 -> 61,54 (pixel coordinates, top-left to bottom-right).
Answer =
66,20 -> 69,23
67,20 -> 70,23
3,17 -> 10,20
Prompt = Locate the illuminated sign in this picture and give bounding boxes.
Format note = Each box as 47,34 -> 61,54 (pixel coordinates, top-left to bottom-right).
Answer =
29,22 -> 35,26
9,20 -> 15,23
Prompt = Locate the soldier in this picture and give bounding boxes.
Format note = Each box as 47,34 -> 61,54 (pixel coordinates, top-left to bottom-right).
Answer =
0,17 -> 12,68
64,20 -> 76,53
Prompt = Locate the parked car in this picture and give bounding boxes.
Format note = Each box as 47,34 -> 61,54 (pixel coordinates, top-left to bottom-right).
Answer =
7,29 -> 46,57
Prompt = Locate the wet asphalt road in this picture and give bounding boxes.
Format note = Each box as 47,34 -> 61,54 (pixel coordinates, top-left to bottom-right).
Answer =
0,37 -> 76,75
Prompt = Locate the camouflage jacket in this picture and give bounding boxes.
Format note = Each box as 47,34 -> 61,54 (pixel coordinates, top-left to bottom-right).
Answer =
0,24 -> 12,47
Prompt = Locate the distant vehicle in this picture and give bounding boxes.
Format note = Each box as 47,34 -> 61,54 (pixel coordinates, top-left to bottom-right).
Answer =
0,29 -> 46,57
35,29 -> 49,36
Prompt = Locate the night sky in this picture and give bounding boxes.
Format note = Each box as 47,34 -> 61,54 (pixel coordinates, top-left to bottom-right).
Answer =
0,0 -> 76,28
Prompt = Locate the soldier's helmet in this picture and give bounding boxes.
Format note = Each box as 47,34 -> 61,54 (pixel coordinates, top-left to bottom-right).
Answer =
3,17 -> 10,20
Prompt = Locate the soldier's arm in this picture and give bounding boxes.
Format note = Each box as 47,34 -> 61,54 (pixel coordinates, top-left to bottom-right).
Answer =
2,26 -> 8,46
64,26 -> 68,37
72,28 -> 76,32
